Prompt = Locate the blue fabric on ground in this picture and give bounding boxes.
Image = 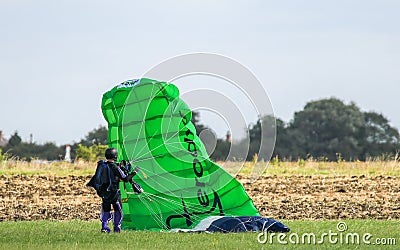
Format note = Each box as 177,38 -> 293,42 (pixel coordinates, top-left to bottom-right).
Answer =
206,216 -> 290,233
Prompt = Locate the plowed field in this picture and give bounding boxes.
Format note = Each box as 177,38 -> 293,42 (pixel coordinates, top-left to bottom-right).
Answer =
1,175 -> 399,221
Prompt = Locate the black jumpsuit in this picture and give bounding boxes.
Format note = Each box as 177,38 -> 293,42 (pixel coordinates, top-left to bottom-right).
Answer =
100,161 -> 135,232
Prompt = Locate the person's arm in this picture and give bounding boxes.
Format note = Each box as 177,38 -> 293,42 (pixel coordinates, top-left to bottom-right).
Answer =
124,166 -> 140,182
111,163 -> 139,183
121,161 -> 140,179
110,163 -> 128,181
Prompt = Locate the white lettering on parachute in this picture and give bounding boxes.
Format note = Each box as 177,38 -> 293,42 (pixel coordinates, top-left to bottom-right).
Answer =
117,79 -> 140,89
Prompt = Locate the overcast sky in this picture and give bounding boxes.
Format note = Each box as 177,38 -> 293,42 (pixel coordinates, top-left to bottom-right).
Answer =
1,0 -> 399,145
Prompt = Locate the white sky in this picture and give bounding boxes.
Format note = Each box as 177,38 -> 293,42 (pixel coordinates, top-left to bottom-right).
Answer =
0,0 -> 399,144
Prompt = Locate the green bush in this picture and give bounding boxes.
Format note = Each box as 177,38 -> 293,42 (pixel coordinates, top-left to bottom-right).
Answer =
76,144 -> 108,161
0,148 -> 5,162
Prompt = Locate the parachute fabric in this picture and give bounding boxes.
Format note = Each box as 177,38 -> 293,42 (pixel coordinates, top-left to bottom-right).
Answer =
101,78 -> 259,230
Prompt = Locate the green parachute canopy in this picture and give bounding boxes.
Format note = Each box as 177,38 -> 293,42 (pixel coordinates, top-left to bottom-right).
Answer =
101,78 -> 259,230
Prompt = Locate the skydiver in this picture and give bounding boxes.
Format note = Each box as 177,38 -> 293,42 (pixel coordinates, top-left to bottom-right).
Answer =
88,148 -> 140,233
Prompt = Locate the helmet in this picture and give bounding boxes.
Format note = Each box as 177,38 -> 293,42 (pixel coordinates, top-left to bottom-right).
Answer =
105,148 -> 118,160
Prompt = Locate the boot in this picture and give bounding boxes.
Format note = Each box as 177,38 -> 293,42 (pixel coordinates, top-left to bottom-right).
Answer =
100,211 -> 112,233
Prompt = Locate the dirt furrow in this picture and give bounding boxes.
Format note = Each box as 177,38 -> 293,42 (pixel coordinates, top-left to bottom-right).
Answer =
0,175 -> 399,221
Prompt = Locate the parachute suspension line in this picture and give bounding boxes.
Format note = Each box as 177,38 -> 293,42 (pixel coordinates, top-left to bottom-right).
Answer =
129,84 -> 159,161
131,125 -> 183,165
137,197 -> 166,230
129,166 -> 232,220
131,135 -> 198,183
129,154 -> 164,165
141,191 -> 220,213
130,143 -> 218,209
135,193 -> 162,228
137,177 -> 232,213
148,98 -> 183,156
129,153 -> 210,205
236,217 -> 252,233
126,179 -> 212,216
130,130 -> 163,163
130,163 -> 224,213
141,193 -> 170,231
141,192 -> 236,232
138,89 -> 181,160
148,141 -> 187,157
141,192 -> 163,220
135,167 -> 188,197
131,143 -> 181,173
139,192 -> 164,227
140,192 -> 219,223
137,193 -> 192,230
138,192 -> 204,227
135,191 -> 259,233
119,88 -> 188,197
132,117 -> 209,169
148,197 -> 200,228
126,89 -> 199,181
131,99 -> 190,162
262,220 -> 277,232
137,193 -> 169,230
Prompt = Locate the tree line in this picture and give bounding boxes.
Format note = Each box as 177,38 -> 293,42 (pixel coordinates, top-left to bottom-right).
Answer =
0,126 -> 108,161
1,98 -> 399,162
244,98 -> 399,161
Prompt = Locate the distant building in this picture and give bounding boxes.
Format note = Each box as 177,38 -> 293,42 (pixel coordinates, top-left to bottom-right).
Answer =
0,131 -> 8,147
64,144 -> 71,162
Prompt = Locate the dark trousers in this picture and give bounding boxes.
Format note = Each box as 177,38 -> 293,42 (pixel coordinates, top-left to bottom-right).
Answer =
102,195 -> 122,213
101,194 -> 123,231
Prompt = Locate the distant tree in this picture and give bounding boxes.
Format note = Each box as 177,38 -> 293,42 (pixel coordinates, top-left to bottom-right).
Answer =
37,142 -> 64,160
80,125 -> 108,146
191,111 -> 207,135
75,144 -> 93,161
76,144 -> 108,161
210,139 -> 231,161
272,118 -> 294,159
247,119 -> 261,161
361,111 -> 400,158
0,148 -> 5,162
190,111 -> 236,161
8,131 -> 22,147
245,115 -> 277,161
4,140 -> 64,161
288,98 -> 365,160
4,126 -> 109,161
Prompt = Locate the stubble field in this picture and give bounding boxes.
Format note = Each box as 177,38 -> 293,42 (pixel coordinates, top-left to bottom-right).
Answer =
0,160 -> 399,221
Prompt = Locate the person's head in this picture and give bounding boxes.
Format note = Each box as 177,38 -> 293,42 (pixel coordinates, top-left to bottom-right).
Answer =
105,148 -> 118,161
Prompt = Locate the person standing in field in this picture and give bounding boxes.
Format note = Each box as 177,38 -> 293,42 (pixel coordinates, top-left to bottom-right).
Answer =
87,148 -> 140,233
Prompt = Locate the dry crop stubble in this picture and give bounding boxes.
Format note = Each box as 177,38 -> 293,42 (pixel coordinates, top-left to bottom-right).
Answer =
1,173 -> 399,221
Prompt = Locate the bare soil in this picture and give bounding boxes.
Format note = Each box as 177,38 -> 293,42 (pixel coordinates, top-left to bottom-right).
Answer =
241,175 -> 400,220
1,175 -> 399,221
